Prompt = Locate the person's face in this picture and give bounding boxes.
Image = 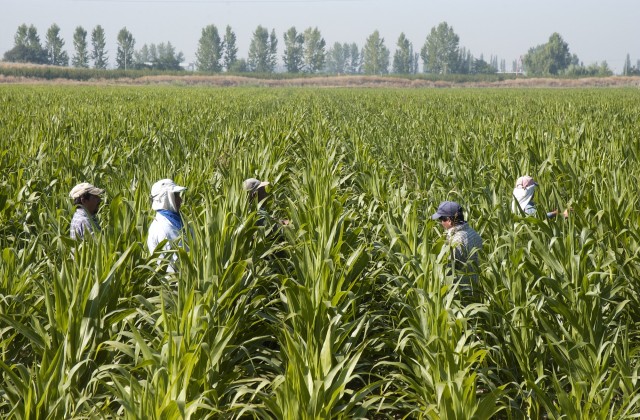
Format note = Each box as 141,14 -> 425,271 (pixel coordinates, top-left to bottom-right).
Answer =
439,216 -> 453,230
173,192 -> 182,211
82,194 -> 102,215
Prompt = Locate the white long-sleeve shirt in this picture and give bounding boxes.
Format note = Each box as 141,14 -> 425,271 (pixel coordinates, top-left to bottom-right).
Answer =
147,212 -> 184,273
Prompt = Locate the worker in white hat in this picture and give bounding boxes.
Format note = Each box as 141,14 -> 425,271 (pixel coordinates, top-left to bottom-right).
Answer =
147,178 -> 187,272
69,182 -> 105,240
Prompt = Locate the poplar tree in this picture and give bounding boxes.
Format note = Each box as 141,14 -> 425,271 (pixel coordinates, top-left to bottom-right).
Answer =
223,26 -> 238,71
196,24 -> 223,72
392,32 -> 413,74
72,26 -> 89,68
248,25 -> 277,73
3,24 -> 47,63
115,27 -> 135,70
91,25 -> 108,69
362,30 -> 389,75
421,22 -> 460,74
45,23 -> 69,66
283,27 -> 304,73
302,27 -> 326,73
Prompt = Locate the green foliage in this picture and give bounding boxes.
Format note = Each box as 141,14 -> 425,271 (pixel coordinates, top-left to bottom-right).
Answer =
4,24 -> 48,64
282,27 -> 304,73
302,27 -> 326,73
223,25 -> 239,72
90,25 -> 108,70
421,22 -> 460,74
392,32 -> 414,74
71,26 -> 89,69
45,23 -> 69,67
115,27 -> 135,70
1,86 -> 640,418
523,32 -> 572,76
196,25 -> 223,72
362,30 -> 389,75
248,26 -> 278,73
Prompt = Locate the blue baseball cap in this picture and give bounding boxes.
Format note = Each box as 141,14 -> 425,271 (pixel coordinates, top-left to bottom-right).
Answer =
431,201 -> 464,220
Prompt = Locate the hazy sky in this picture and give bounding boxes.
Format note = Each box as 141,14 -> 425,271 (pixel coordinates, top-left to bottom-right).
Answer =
2,0 -> 639,73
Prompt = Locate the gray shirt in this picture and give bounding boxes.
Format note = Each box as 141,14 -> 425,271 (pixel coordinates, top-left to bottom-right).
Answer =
447,222 -> 483,269
70,207 -> 100,240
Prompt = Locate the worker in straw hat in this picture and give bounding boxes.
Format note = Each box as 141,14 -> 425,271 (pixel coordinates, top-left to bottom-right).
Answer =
69,182 -> 105,240
147,178 -> 188,273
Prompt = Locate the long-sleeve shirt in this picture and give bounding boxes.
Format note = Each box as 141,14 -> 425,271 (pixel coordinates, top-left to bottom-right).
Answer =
147,212 -> 186,273
446,222 -> 483,270
70,207 -> 101,240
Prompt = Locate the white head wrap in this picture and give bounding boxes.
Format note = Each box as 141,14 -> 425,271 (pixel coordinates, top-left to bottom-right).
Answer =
512,175 -> 538,214
151,179 -> 186,212
512,185 -> 536,214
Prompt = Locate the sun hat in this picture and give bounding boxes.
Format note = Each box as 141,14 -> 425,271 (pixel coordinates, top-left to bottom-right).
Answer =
431,201 -> 464,220
151,179 -> 187,212
515,175 -> 537,188
151,179 -> 187,198
243,178 -> 269,193
69,182 -> 104,199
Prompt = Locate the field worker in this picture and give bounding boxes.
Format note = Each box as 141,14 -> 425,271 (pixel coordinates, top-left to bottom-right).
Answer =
69,182 -> 104,240
243,177 -> 290,227
147,178 -> 187,272
432,201 -> 483,274
512,175 -> 569,218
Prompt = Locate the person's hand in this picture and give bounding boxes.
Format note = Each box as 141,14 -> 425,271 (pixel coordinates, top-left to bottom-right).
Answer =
280,219 -> 290,226
563,208 -> 573,219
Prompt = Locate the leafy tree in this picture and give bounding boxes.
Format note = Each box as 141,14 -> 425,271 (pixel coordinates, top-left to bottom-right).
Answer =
229,58 -> 247,73
115,27 -> 135,70
457,47 -> 473,74
473,55 -> 497,74
421,22 -> 459,74
3,24 -> 48,64
45,24 -> 69,66
522,32 -> 571,76
91,25 -> 108,69
134,42 -> 183,70
565,60 -> 613,77
283,27 -> 304,73
326,42 -> 350,74
223,26 -> 238,71
362,30 -> 389,75
303,27 -> 325,73
348,43 -> 361,74
157,42 -> 183,70
196,24 -> 223,72
133,44 -> 151,68
14,24 -> 29,47
247,25 -> 277,73
392,32 -> 413,74
71,26 -> 89,68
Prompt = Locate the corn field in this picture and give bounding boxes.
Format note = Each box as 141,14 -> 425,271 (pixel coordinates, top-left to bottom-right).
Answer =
2,85 -> 640,419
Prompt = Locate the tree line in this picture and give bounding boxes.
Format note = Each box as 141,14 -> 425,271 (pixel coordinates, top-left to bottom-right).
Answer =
3,22 -> 635,76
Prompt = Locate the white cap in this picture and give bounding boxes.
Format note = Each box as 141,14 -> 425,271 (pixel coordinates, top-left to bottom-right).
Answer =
151,179 -> 186,198
243,178 -> 269,193
151,179 -> 186,212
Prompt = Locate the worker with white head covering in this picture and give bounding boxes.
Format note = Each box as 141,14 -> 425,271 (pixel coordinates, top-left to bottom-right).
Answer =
512,175 -> 538,215
512,175 -> 568,219
147,178 -> 187,272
